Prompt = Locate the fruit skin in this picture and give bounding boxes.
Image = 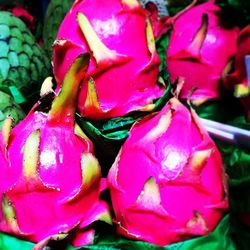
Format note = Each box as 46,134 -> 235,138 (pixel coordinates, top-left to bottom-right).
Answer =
53,0 -> 164,120
166,1 -> 239,106
108,97 -> 228,246
0,11 -> 50,110
222,25 -> 250,120
0,54 -> 111,247
0,90 -> 25,129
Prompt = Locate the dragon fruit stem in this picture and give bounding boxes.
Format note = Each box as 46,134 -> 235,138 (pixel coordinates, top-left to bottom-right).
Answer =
48,53 -> 90,125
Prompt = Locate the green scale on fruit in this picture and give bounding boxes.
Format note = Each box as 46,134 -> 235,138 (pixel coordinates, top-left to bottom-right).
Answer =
0,11 -> 51,112
0,90 -> 25,129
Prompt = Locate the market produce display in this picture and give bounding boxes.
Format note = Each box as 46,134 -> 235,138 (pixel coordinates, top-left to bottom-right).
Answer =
0,0 -> 249,249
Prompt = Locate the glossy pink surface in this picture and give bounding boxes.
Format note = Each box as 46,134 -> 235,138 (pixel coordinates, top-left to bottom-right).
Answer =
0,112 -> 108,245
0,55 -> 110,246
108,97 -> 228,246
0,112 -> 101,243
166,2 -> 239,104
53,0 -> 164,119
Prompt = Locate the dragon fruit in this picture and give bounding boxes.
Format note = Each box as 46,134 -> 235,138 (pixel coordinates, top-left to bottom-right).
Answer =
0,11 -> 50,110
0,53 -> 111,247
107,97 -> 228,246
222,25 -> 250,120
0,90 -> 25,129
53,0 -> 164,120
166,1 -> 239,105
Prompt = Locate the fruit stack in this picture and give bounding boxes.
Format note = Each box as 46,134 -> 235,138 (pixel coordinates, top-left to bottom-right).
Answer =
0,0 -> 249,249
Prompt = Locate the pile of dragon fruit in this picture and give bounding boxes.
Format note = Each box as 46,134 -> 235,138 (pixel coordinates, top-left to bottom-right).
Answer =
0,0 -> 249,249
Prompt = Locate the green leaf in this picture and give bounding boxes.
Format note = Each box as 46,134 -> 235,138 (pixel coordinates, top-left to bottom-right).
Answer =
156,30 -> 169,74
0,233 -> 34,250
75,113 -> 145,175
80,214 -> 236,250
0,214 -> 242,250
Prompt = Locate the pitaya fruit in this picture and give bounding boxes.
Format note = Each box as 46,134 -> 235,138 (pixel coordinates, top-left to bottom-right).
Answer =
42,0 -> 74,58
222,25 -> 250,120
0,53 -> 111,247
166,1 -> 239,105
107,97 -> 228,246
53,0 -> 164,120
0,11 -> 50,111
0,90 -> 25,129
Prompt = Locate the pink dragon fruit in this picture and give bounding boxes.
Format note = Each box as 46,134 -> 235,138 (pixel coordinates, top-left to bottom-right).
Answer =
166,1 -> 239,105
107,97 -> 228,246
223,25 -> 250,120
53,0 -> 164,120
0,53 -> 111,247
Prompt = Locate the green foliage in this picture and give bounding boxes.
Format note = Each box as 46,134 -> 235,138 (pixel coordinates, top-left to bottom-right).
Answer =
0,214 -> 243,250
